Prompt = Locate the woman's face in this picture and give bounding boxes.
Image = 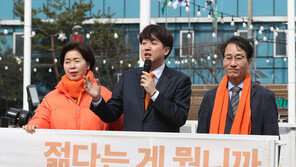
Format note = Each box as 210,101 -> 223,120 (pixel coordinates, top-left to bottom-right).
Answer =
63,50 -> 90,81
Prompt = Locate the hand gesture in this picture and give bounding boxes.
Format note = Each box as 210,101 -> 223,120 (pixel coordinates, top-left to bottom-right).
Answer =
83,76 -> 102,101
141,71 -> 157,96
22,124 -> 39,134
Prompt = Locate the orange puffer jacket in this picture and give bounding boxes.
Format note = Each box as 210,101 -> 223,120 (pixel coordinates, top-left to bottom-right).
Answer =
28,81 -> 123,130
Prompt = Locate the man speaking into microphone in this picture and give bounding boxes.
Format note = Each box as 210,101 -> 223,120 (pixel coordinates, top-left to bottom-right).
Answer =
84,24 -> 191,132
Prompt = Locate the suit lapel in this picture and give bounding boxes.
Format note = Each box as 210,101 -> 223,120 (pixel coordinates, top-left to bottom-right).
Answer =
250,82 -> 256,99
155,65 -> 172,94
136,68 -> 145,113
250,82 -> 257,121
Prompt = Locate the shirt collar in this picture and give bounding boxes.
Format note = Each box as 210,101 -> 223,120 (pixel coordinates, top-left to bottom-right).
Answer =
151,63 -> 165,80
228,80 -> 244,91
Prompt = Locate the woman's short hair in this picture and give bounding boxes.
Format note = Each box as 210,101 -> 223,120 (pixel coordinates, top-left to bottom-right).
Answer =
60,42 -> 95,70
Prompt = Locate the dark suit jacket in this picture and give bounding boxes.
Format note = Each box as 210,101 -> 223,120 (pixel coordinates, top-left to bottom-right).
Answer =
90,65 -> 191,132
197,82 -> 279,135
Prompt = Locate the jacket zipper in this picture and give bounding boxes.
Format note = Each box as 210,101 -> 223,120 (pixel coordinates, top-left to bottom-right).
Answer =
77,106 -> 81,129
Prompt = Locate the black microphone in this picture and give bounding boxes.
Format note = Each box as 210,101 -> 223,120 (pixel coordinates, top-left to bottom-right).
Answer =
141,59 -> 152,99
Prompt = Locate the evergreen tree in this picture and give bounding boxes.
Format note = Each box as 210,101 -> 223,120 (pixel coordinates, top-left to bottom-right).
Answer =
0,25 -> 19,111
0,0 -> 138,110
13,0 -> 135,91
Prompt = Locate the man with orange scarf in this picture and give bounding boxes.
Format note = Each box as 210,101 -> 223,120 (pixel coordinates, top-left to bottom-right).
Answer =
197,36 -> 279,135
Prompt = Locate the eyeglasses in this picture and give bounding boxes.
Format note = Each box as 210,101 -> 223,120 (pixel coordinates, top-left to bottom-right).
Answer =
223,55 -> 246,63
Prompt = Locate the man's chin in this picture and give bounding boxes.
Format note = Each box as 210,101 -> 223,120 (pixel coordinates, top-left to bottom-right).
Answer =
227,74 -> 239,79
141,57 -> 152,62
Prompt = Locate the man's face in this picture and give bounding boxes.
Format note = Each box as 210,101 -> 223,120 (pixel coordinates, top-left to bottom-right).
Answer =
223,43 -> 252,85
140,35 -> 170,70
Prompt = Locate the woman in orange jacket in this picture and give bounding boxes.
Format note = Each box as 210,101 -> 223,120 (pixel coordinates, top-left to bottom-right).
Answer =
22,42 -> 122,133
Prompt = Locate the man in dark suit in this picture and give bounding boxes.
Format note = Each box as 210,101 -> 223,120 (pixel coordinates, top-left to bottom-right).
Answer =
197,36 -> 279,135
84,24 -> 191,132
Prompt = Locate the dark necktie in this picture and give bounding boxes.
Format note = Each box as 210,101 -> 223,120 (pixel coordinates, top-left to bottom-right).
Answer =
230,86 -> 241,116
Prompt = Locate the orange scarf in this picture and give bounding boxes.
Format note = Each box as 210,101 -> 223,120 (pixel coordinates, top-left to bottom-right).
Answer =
61,70 -> 95,105
209,72 -> 252,134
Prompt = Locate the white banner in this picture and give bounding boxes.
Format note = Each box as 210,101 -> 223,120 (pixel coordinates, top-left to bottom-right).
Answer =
0,128 -> 278,167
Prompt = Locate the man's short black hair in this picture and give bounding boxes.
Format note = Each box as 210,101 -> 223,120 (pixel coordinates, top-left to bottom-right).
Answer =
60,42 -> 95,71
139,24 -> 173,59
221,36 -> 253,60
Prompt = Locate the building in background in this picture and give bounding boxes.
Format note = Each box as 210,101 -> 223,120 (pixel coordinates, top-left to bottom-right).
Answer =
0,0 -> 290,108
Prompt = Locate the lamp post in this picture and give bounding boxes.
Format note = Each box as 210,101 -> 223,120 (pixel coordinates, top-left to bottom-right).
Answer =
23,0 -> 32,110
139,0 -> 151,67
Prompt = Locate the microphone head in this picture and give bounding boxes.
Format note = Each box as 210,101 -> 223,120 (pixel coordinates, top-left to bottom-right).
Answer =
143,59 -> 152,72
141,59 -> 152,99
